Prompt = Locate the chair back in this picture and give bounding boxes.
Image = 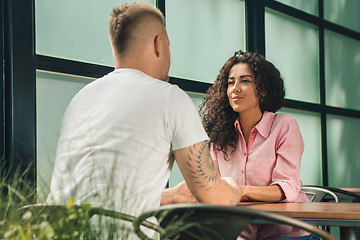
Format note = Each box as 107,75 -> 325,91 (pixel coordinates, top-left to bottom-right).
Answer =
133,203 -> 336,240
302,186 -> 339,202
304,185 -> 360,202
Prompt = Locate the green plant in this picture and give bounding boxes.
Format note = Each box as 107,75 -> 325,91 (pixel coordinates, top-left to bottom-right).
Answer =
0,162 -> 99,239
3,200 -> 93,240
0,162 -> 219,240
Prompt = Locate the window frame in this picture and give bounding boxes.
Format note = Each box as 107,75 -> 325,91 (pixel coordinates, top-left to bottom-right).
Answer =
1,0 -> 36,185
2,0 -> 359,187
265,0 -> 360,185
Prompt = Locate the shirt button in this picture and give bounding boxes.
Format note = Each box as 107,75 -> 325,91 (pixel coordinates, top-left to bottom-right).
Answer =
241,170 -> 244,173
244,153 -> 247,156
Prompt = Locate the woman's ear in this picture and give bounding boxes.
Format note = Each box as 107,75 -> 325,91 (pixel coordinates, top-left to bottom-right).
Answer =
259,89 -> 266,98
258,91 -> 266,103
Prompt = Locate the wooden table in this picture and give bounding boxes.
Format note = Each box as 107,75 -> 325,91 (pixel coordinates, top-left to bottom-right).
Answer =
239,202 -> 360,240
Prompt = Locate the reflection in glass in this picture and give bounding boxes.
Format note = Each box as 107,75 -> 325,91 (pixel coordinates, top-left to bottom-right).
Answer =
265,9 -> 319,103
324,0 -> 360,32
279,108 -> 322,185
325,30 -> 360,111
275,0 -> 318,16
35,0 -> 153,66
36,71 -> 94,201
166,0 -> 245,83
327,115 -> 360,187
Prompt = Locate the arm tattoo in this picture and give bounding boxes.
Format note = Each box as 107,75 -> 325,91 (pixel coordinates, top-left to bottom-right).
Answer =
185,142 -> 219,190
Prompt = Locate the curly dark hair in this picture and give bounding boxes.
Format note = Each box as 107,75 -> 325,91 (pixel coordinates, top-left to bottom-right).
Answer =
200,50 -> 285,155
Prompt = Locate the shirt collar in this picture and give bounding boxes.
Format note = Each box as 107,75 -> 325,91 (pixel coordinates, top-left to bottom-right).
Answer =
255,111 -> 275,138
234,118 -> 243,137
234,111 -> 275,139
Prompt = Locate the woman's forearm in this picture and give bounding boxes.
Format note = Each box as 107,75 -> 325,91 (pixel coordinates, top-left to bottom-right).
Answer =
242,185 -> 285,202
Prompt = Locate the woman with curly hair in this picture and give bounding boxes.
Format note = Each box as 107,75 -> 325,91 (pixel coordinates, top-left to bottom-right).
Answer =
200,50 -> 315,240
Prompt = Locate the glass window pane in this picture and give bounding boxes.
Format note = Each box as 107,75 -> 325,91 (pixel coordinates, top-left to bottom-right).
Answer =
166,0 -> 245,84
265,9 -> 319,103
35,0 -> 152,66
36,71 -> 94,201
325,30 -> 360,111
278,108 -> 322,185
324,0 -> 360,32
168,162 -> 183,187
169,92 -> 205,187
274,0 -> 318,16
327,115 -> 360,187
187,92 -> 205,110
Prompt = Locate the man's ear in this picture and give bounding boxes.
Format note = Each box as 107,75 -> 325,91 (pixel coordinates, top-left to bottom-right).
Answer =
154,35 -> 161,57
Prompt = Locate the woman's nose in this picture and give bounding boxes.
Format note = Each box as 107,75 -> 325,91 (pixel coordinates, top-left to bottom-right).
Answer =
232,81 -> 241,92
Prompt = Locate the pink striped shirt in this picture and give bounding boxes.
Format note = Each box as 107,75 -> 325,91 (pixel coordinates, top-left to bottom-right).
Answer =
210,111 -> 310,239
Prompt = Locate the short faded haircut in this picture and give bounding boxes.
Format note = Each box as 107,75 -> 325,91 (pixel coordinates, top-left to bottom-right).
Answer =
109,2 -> 165,55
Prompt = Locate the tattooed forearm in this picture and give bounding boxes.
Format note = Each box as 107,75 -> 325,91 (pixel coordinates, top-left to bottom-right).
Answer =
185,142 -> 219,189
228,184 -> 240,205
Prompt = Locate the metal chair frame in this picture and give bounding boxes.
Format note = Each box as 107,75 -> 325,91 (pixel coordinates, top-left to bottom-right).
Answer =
302,186 -> 339,202
133,203 -> 336,240
304,185 -> 360,202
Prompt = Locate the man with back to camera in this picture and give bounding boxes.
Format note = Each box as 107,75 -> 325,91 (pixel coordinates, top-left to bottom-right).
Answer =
47,1 -> 242,222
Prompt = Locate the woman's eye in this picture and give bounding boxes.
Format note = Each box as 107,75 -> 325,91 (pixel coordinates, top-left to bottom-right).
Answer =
228,80 -> 234,85
241,79 -> 250,83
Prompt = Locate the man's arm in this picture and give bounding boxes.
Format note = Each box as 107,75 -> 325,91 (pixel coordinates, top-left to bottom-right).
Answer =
173,141 -> 242,205
161,181 -> 197,205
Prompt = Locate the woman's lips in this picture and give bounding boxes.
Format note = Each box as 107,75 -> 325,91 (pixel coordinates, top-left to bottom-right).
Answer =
232,96 -> 243,102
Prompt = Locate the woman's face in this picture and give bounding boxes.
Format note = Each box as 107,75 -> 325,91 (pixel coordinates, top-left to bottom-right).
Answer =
227,63 -> 260,114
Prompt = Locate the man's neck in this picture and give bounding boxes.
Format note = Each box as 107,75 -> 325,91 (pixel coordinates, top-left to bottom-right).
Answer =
115,56 -> 156,79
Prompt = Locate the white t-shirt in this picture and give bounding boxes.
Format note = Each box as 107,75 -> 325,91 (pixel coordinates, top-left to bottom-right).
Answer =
47,69 -> 208,218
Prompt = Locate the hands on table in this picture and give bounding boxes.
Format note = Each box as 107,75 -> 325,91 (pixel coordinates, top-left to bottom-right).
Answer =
161,177 -> 244,205
161,181 -> 197,205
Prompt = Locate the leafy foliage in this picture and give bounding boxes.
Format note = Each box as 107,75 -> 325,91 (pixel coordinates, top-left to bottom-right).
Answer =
0,162 -> 218,240
2,200 -> 93,240
0,162 -> 98,240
